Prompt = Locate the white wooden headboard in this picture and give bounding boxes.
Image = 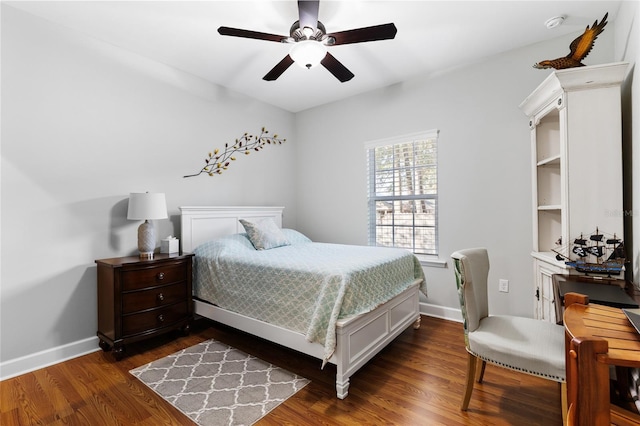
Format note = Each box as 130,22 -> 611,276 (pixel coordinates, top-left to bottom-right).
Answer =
179,206 -> 284,253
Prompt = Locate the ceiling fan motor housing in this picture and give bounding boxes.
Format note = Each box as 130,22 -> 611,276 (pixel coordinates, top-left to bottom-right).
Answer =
288,20 -> 335,45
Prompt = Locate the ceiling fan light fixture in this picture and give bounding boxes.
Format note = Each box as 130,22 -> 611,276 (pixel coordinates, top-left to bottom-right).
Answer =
219,1 -> 396,81
289,40 -> 327,69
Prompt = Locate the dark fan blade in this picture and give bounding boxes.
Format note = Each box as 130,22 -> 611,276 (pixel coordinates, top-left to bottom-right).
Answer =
298,0 -> 319,30
218,26 -> 286,43
328,23 -> 397,45
263,55 -> 295,81
321,53 -> 354,82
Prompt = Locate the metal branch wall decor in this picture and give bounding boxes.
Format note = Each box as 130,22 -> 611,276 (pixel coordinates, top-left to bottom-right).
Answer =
184,127 -> 286,178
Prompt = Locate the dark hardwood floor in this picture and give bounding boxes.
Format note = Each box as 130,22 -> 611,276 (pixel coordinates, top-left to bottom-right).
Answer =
1,316 -> 562,425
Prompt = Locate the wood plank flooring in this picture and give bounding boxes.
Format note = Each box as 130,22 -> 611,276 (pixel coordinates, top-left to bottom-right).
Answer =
1,316 -> 563,425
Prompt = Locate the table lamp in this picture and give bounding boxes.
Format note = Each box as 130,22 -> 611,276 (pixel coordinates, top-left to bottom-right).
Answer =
127,192 -> 168,259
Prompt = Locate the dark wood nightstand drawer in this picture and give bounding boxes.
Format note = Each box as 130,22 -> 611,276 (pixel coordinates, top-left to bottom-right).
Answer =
121,263 -> 187,291
122,302 -> 189,336
122,282 -> 187,314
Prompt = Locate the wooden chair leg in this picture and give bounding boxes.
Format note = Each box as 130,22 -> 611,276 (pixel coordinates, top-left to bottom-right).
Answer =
476,358 -> 486,383
561,381 -> 567,425
462,352 -> 478,411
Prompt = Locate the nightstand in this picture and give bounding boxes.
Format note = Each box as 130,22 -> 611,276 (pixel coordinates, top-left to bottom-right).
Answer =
96,253 -> 194,360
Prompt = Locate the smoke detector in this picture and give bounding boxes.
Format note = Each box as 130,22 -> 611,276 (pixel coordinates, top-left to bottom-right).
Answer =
545,16 -> 566,29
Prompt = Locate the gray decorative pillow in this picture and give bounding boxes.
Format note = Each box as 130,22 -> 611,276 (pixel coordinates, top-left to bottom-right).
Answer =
239,218 -> 290,250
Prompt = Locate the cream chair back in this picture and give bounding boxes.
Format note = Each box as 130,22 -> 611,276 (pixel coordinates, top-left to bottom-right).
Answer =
452,248 -> 490,338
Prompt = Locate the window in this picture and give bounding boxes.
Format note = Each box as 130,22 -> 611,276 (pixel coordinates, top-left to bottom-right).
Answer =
366,130 -> 439,256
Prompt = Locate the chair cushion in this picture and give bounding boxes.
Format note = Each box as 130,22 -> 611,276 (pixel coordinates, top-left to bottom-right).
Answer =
469,315 -> 565,381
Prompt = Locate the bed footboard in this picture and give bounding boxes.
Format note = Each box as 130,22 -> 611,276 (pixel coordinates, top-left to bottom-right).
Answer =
193,279 -> 421,399
334,279 -> 421,398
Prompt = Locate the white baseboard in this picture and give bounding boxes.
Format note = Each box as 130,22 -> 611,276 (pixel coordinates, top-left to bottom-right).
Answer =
420,302 -> 462,323
0,305 -> 460,381
0,336 -> 100,381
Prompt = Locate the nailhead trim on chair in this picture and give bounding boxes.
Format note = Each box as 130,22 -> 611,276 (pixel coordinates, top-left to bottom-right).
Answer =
469,350 -> 565,382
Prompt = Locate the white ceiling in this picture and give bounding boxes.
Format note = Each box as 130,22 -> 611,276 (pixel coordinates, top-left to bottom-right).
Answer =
6,0 -> 621,112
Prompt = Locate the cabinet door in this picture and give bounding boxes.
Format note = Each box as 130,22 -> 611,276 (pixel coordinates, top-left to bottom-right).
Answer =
534,259 -> 565,323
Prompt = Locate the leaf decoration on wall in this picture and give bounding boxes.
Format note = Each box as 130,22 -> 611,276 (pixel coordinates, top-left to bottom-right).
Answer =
184,127 -> 286,178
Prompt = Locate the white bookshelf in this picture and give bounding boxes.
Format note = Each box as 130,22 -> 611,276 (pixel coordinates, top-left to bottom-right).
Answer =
520,62 -> 627,322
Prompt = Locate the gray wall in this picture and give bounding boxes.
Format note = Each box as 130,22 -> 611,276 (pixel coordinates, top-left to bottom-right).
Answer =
1,5 -> 296,375
293,30 -> 617,317
616,1 -> 640,286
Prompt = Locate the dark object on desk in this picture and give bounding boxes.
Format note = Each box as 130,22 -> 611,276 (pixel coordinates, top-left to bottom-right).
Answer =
558,280 -> 639,309
623,309 -> 640,334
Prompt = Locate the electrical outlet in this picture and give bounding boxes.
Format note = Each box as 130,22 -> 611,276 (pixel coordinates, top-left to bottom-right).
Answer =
499,279 -> 509,293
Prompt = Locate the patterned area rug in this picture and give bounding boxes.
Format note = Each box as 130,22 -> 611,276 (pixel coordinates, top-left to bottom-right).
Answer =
130,339 -> 310,425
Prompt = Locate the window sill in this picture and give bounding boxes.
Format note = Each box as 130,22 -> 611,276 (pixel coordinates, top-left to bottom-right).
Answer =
415,255 -> 447,268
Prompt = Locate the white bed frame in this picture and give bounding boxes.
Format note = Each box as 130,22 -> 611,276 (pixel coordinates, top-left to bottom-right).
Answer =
180,206 -> 422,398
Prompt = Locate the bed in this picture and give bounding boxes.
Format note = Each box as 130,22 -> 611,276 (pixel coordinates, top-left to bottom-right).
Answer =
180,206 -> 426,398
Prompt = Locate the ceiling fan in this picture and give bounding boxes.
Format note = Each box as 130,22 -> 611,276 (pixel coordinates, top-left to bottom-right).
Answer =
218,0 -> 397,82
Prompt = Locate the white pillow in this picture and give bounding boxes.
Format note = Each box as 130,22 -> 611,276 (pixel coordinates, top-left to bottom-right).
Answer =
239,218 -> 290,250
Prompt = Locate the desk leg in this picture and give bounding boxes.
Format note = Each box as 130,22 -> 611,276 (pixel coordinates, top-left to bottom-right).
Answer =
568,336 -> 610,426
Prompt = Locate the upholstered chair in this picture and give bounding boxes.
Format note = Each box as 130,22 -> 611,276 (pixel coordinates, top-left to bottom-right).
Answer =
451,248 -> 567,420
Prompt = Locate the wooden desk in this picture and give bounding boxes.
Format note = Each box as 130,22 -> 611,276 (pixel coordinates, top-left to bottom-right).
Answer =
563,293 -> 640,425
564,301 -> 640,366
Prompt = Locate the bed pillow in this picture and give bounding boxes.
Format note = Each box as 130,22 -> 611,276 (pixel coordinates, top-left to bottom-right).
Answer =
239,218 -> 290,250
281,229 -> 312,244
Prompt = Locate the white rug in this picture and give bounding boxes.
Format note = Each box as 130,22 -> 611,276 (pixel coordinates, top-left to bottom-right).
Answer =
130,339 -> 310,425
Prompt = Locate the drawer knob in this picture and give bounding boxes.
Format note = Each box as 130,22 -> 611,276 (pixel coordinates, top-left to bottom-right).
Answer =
157,293 -> 165,302
158,314 -> 165,323
157,272 -> 165,281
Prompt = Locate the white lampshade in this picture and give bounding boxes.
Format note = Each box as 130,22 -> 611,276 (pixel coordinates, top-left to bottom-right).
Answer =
289,40 -> 327,69
127,192 -> 168,220
127,192 -> 168,259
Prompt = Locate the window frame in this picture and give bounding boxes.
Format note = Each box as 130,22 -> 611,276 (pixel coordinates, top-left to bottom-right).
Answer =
365,130 -> 444,267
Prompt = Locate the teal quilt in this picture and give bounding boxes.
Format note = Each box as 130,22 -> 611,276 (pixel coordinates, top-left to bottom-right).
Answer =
193,230 -> 426,363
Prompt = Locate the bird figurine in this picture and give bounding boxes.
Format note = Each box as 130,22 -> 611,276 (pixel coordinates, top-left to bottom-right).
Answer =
534,12 -> 608,70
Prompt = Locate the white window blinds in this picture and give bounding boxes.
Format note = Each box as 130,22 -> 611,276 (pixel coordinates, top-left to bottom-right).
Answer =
366,130 -> 439,255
